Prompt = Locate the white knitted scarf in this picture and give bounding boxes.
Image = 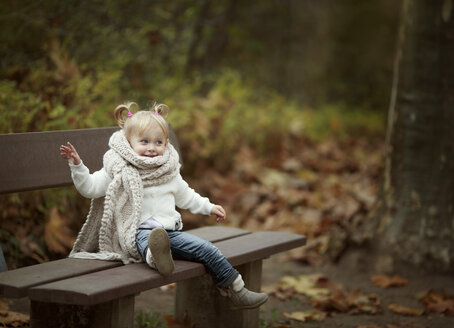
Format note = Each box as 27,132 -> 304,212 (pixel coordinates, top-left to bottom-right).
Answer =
69,130 -> 180,264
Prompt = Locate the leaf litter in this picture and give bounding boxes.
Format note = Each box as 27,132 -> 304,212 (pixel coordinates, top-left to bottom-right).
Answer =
270,273 -> 382,322
186,137 -> 384,266
185,137 -> 453,325
267,272 -> 453,324
0,300 -> 29,328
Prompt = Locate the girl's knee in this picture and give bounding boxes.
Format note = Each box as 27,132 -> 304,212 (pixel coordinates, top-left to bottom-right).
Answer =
200,241 -> 222,259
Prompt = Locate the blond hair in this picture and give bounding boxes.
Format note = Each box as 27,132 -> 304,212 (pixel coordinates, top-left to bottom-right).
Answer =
114,102 -> 169,141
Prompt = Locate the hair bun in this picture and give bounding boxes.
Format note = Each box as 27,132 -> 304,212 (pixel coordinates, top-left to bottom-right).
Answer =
153,103 -> 169,119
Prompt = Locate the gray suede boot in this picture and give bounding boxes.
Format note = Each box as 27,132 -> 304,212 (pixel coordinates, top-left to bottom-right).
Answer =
147,228 -> 174,276
218,285 -> 269,310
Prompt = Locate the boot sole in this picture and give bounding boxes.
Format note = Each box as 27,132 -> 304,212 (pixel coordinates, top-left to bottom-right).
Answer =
231,293 -> 269,310
148,228 -> 174,276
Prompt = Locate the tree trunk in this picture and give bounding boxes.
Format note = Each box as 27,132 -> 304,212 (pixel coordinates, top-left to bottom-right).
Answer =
376,0 -> 454,273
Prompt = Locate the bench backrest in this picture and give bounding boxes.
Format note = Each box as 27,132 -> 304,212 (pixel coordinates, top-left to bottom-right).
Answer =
0,125 -> 181,194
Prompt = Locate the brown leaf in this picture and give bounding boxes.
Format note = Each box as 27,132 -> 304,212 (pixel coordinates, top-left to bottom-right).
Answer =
388,304 -> 424,316
279,274 -> 331,299
266,285 -> 299,301
370,274 -> 408,288
0,310 -> 30,327
417,289 -> 454,316
44,206 -> 75,254
283,274 -> 382,315
283,309 -> 327,322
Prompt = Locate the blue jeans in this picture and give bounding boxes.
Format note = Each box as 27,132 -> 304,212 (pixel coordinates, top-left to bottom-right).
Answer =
136,228 -> 239,288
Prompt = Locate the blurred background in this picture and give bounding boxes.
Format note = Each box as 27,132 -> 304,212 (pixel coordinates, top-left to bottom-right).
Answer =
0,0 -> 400,268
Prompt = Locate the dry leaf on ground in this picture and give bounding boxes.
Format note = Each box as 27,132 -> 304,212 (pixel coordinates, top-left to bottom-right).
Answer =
417,289 -> 454,316
283,309 -> 327,322
388,304 -> 424,316
0,310 -> 30,327
313,286 -> 381,315
276,274 -> 382,316
370,274 -> 408,288
279,274 -> 330,299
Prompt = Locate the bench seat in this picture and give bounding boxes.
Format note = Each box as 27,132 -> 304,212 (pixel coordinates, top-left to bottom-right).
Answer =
0,226 -> 249,299
29,230 -> 305,305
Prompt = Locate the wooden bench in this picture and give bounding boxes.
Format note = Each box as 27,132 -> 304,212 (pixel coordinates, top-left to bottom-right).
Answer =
0,127 -> 306,328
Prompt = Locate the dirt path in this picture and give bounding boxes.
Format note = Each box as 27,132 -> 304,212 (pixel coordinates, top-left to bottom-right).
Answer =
135,252 -> 454,328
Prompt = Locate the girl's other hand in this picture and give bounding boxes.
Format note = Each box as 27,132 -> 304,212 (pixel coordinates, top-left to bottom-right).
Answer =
59,142 -> 81,165
211,205 -> 226,223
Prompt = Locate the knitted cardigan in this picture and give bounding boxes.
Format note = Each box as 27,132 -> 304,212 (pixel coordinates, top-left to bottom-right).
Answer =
69,130 -> 182,264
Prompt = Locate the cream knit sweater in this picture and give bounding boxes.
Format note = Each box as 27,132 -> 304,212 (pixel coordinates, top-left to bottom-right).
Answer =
70,163 -> 214,231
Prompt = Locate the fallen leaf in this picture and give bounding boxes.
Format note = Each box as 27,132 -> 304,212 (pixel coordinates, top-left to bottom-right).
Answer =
279,274 -> 330,298
388,304 -> 424,316
313,286 -> 381,315
283,309 -> 327,322
370,274 -> 408,288
0,310 -> 30,327
281,274 -> 382,316
270,286 -> 300,301
417,289 -> 454,316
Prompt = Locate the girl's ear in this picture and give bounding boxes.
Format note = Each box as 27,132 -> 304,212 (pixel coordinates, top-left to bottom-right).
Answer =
165,138 -> 169,147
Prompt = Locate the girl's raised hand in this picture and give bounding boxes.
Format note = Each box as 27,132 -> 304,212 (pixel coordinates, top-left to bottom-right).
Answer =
60,142 -> 81,165
211,205 -> 226,223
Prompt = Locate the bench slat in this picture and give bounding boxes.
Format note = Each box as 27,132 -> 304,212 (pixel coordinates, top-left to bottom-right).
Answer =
0,259 -> 122,298
213,231 -> 307,267
29,231 -> 306,305
0,125 -> 181,194
0,128 -> 117,194
31,260 -> 205,305
182,226 -> 250,243
0,227 -> 249,298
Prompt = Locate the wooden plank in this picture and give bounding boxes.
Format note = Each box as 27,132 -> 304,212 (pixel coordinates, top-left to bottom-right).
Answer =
183,226 -> 250,243
0,125 -> 181,194
29,231 -> 306,305
0,127 -> 117,194
0,258 -> 122,298
213,231 -> 307,267
0,226 -> 248,298
29,260 -> 205,305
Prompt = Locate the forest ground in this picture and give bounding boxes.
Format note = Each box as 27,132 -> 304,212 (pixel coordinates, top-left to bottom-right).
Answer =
134,252 -> 454,328
2,252 -> 452,328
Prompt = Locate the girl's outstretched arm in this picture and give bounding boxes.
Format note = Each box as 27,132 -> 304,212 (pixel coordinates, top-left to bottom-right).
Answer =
60,142 -> 81,165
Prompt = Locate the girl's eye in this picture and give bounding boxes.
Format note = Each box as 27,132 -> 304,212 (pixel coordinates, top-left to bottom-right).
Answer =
141,140 -> 148,144
156,141 -> 163,145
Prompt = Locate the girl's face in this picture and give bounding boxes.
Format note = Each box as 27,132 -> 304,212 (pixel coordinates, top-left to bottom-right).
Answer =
129,122 -> 168,157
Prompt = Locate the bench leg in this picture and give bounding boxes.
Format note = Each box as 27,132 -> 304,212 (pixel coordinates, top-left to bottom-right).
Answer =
30,295 -> 135,328
175,260 -> 263,328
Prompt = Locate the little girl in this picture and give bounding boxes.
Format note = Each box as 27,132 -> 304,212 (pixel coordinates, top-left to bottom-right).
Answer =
59,102 -> 268,310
